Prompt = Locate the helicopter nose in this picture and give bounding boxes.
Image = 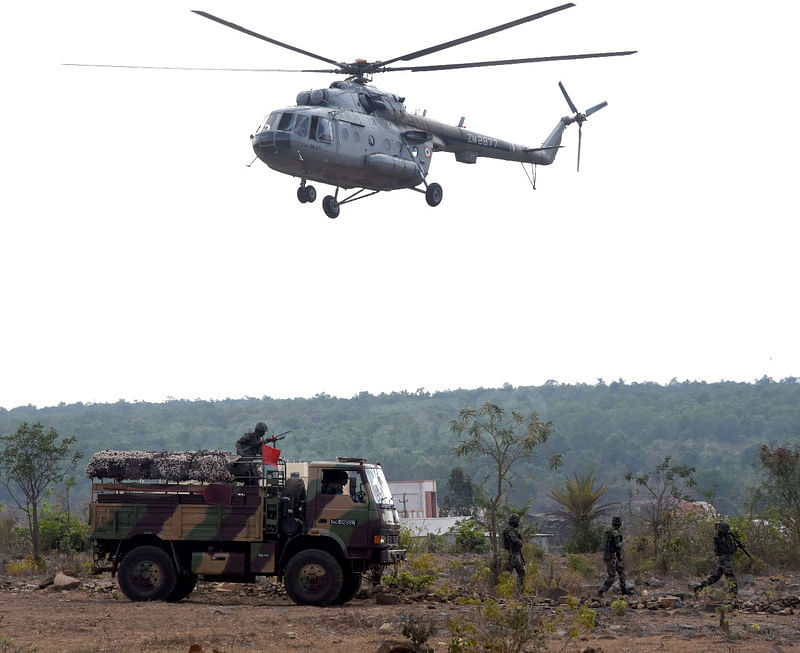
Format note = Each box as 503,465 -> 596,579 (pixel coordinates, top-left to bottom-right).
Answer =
251,130 -> 291,161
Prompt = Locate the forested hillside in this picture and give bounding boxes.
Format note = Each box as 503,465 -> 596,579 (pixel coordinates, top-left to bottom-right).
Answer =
2,378 -> 798,514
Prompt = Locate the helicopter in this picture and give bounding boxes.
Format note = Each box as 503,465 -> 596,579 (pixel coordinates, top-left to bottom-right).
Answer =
70,3 -> 635,218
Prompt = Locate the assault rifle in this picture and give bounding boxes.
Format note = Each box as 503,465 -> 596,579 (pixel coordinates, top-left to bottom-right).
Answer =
265,430 -> 291,445
731,533 -> 753,560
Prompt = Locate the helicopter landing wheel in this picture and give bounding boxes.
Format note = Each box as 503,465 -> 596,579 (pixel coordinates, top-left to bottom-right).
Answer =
297,185 -> 317,204
322,195 -> 340,219
425,183 -> 443,207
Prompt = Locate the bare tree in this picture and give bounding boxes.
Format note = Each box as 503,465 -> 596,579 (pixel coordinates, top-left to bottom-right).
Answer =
753,444 -> 800,548
624,456 -> 696,558
450,402 -> 558,562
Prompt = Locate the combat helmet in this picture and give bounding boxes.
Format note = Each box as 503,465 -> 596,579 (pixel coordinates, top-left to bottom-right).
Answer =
612,516 -> 622,529
508,514 -> 520,526
716,521 -> 730,533
254,422 -> 268,434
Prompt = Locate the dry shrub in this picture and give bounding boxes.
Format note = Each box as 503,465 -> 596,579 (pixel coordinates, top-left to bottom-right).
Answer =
6,555 -> 45,576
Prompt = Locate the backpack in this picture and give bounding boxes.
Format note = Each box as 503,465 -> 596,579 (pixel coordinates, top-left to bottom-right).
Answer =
602,529 -> 615,561
716,532 -> 737,555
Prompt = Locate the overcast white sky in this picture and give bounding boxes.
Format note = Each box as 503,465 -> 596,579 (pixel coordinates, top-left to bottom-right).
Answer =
1,1 -> 798,410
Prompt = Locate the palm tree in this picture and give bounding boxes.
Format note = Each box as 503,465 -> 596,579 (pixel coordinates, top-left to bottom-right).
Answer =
550,472 -> 615,553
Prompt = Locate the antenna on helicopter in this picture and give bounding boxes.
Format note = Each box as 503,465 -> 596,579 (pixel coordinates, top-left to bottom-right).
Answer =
558,81 -> 607,172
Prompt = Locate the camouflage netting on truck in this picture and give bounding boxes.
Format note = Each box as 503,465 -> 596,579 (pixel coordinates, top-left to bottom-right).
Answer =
85,450 -> 236,482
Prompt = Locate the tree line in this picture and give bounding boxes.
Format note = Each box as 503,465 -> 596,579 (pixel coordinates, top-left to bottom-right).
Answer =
1,377 -> 798,517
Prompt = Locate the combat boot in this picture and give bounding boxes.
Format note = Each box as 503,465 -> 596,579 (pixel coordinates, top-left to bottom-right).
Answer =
691,583 -> 703,595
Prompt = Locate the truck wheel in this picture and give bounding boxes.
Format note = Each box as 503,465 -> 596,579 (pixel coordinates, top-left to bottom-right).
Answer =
334,572 -> 362,604
118,545 -> 177,602
166,573 -> 198,602
284,549 -> 343,606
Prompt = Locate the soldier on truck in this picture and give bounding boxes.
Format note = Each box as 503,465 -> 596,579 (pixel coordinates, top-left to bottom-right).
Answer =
86,437 -> 405,605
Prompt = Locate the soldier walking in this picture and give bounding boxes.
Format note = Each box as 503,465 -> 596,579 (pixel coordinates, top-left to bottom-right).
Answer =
599,516 -> 630,596
502,513 -> 526,591
692,521 -> 745,596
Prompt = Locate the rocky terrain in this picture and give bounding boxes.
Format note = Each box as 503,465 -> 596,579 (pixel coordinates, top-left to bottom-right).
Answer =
1,559 -> 799,653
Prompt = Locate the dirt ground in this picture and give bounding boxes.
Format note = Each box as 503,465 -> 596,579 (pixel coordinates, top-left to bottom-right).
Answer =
1,562 -> 799,653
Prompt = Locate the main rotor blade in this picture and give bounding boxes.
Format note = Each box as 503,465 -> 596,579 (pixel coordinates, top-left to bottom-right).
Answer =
383,50 -> 637,73
62,63 -> 335,73
192,10 -> 342,69
380,3 -> 575,66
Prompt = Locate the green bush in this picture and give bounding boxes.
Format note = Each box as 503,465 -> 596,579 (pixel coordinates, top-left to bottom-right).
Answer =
564,523 -> 603,554
567,554 -> 596,580
447,596 -> 596,653
626,511 -> 718,576
0,507 -> 16,554
452,520 -> 489,554
399,526 -> 417,554
495,570 -> 517,600
381,570 -> 436,591
728,515 -> 796,568
426,533 -> 450,553
409,552 -> 439,574
523,541 -> 545,561
402,617 -> 434,648
14,504 -> 89,554
6,554 -> 46,576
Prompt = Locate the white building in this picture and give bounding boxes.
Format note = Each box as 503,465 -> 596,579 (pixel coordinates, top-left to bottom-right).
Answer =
388,479 -> 438,518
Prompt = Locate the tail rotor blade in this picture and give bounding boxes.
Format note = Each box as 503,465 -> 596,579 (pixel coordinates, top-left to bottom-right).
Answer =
559,81 -> 578,114
585,100 -> 608,117
559,82 -> 608,172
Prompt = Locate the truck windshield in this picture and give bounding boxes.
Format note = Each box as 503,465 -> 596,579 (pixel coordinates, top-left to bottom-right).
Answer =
365,467 -> 394,508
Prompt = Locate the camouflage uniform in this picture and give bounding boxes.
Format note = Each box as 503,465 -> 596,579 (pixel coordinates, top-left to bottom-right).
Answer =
599,516 -> 629,596
502,515 -> 525,591
234,422 -> 267,484
236,422 -> 268,457
694,522 -> 738,595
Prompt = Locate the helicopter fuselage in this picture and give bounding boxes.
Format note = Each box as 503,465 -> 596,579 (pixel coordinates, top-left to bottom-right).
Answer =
250,81 -> 566,193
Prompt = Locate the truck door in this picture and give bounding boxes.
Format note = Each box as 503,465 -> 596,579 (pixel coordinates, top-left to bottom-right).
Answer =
311,468 -> 370,556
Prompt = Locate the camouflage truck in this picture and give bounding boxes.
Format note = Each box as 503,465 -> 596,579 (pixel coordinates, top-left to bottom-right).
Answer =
87,451 -> 405,605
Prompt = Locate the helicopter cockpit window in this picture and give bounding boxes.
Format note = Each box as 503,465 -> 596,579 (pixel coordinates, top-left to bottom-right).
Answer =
294,114 -> 310,138
277,112 -> 296,132
257,112 -> 279,134
316,118 -> 333,143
